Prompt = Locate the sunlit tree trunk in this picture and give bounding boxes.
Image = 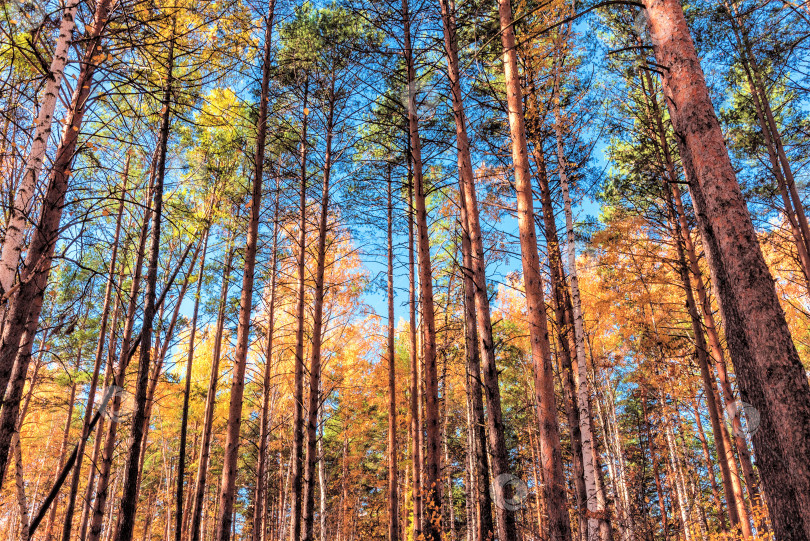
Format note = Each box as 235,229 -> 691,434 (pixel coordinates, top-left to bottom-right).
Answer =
533,141 -> 587,541
644,2 -> 810,537
552,84 -> 610,540
189,232 -> 236,541
0,0 -> 115,456
215,2 -> 274,537
400,1 -> 442,537
0,0 -> 81,296
496,0 -> 571,538
290,78 -> 311,541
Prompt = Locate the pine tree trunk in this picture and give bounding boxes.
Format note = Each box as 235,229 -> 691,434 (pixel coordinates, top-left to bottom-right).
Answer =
407,157 -> 424,541
438,1 -> 509,538
289,78 -> 310,541
400,1 -> 442,537
692,400 -> 725,528
0,0 -> 115,458
41,348 -> 81,541
533,141 -> 588,541
189,233 -> 236,541
215,4 -> 273,532
302,79 -> 334,541
255,189 -> 281,541
176,230 -> 210,541
114,21 -> 176,540
644,2 -> 810,538
387,164 -> 400,541
664,182 -> 750,537
496,0 -> 571,538
552,90 -> 610,541
87,180 -> 153,541
62,153 -> 129,541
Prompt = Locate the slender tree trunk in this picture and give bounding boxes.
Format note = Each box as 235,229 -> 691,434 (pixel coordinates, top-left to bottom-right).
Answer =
496,0 -> 571,538
533,142 -> 588,541
40,349 -> 80,541
289,77 -> 310,541
62,156 -> 130,541
87,179 -> 154,541
302,80 -> 335,541
215,4 -> 274,536
692,400 -> 725,528
664,183 -> 750,537
645,3 -> 810,538
255,189 -> 281,541
114,20 -> 176,540
407,158 -> 424,541
0,0 -> 115,463
386,165 -> 400,541
552,85 -> 610,540
401,1 -> 443,536
189,232 -> 236,541
438,0 -> 507,538
0,0 -> 81,296
176,230 -> 210,541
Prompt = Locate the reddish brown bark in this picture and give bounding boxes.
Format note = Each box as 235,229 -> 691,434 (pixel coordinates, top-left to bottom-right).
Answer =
438,0 -> 509,538
215,4 -> 274,536
189,234 -> 236,541
496,0 -> 571,539
289,78 -> 311,541
401,0 -> 442,537
302,76 -> 335,541
645,1 -> 810,538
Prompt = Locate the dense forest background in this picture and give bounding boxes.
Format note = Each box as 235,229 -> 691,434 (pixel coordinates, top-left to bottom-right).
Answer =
2,0 -> 810,540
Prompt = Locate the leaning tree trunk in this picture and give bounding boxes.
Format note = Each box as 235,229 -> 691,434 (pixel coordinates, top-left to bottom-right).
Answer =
644,2 -> 810,538
62,155 -> 129,541
0,0 -> 81,296
496,0 -> 571,539
0,0 -> 115,446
